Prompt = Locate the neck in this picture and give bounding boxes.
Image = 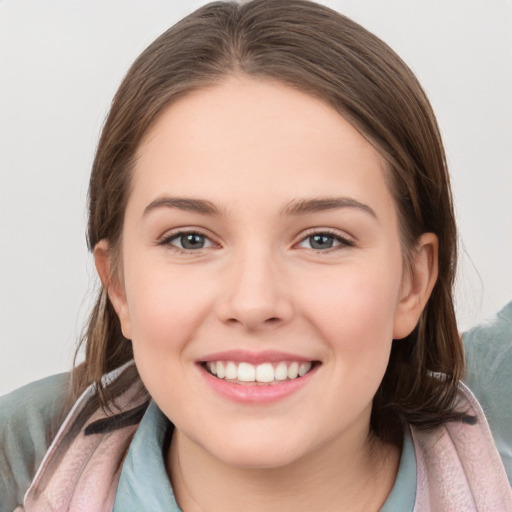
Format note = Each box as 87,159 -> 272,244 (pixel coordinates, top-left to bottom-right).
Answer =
167,426 -> 401,512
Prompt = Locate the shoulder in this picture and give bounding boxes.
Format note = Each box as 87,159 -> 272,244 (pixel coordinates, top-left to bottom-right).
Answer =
463,301 -> 512,404
462,301 -> 512,484
0,373 -> 70,512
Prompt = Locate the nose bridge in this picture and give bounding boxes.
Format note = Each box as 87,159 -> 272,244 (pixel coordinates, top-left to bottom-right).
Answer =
220,242 -> 292,329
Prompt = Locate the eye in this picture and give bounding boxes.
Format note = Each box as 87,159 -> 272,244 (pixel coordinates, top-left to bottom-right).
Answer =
297,231 -> 354,251
160,231 -> 215,251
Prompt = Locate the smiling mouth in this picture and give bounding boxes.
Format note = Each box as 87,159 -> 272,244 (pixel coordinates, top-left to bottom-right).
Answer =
202,360 -> 318,385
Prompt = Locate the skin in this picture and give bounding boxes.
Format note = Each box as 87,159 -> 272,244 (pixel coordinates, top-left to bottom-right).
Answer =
96,76 -> 438,511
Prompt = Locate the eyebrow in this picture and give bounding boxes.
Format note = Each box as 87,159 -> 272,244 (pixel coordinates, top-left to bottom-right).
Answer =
281,197 -> 377,218
143,195 -> 376,219
143,197 -> 223,216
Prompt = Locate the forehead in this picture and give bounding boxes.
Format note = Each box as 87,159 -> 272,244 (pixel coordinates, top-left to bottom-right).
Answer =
131,77 -> 394,219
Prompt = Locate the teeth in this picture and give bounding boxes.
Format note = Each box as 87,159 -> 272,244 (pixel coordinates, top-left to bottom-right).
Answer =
299,362 -> 312,376
216,361 -> 226,379
288,362 -> 299,379
225,361 -> 237,380
204,360 -> 314,383
275,362 -> 288,381
238,362 -> 256,382
256,363 -> 274,383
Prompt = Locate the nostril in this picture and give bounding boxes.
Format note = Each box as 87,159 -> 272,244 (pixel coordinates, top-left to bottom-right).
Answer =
227,317 -> 279,323
225,316 -> 281,328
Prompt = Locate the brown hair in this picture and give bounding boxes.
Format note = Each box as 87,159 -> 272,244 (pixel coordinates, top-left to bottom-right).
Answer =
73,0 -> 464,444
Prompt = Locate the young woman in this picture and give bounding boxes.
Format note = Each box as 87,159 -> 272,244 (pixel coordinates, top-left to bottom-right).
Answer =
1,1 -> 511,510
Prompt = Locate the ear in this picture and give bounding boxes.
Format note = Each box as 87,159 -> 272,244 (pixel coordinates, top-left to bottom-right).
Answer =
393,233 -> 438,339
94,239 -> 132,340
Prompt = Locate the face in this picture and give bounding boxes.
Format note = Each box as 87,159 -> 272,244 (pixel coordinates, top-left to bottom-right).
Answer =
105,77 -> 426,470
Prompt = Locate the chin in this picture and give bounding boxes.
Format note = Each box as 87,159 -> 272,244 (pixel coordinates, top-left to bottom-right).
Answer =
191,423 -> 311,470
217,445 -> 305,471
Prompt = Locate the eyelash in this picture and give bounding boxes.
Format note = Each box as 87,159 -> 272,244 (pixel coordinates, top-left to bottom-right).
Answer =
158,229 -> 214,254
157,229 -> 355,253
296,229 -> 355,252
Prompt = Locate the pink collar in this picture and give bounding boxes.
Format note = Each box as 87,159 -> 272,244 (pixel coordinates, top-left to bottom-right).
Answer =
20,364 -> 512,511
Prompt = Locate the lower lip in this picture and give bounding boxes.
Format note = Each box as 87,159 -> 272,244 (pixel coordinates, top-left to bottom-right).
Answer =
198,364 -> 318,404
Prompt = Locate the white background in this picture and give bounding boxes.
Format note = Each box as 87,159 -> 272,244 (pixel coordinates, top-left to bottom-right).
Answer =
1,0 -> 511,395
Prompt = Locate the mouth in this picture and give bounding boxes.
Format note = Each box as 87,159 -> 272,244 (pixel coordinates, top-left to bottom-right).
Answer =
201,360 -> 319,385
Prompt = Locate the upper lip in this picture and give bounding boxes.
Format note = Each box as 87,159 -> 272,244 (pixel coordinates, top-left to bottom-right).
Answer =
198,350 -> 316,365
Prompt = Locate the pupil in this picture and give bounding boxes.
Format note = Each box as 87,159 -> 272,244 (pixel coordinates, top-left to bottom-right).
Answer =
181,234 -> 204,249
310,234 -> 333,249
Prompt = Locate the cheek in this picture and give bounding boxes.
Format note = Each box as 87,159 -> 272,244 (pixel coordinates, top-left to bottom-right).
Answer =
126,274 -> 202,350
122,263 -> 212,414
299,257 -> 403,376
121,246 -> 213,359
307,262 -> 402,333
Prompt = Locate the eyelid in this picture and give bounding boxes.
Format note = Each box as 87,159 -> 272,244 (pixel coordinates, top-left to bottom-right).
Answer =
295,228 -> 355,250
156,226 -> 354,252
157,227 -> 219,250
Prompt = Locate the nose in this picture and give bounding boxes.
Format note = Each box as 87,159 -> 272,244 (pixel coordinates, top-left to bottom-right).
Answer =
216,248 -> 294,331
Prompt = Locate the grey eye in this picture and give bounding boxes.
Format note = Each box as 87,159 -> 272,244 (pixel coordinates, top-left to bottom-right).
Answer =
297,232 -> 354,251
178,233 -> 206,249
162,231 -> 214,250
309,234 -> 335,249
